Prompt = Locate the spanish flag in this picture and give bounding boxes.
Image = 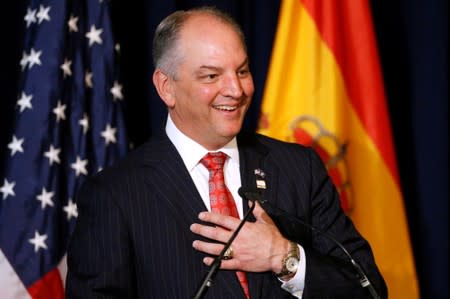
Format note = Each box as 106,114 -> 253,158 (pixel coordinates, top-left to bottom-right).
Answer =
258,1 -> 419,297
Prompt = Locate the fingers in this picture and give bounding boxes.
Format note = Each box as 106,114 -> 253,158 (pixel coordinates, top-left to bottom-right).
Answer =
190,212 -> 241,246
192,240 -> 242,269
190,212 -> 244,269
192,239 -> 224,256
191,239 -> 241,269
190,222 -> 231,244
190,208 -> 282,272
198,211 -> 240,230
203,256 -> 241,269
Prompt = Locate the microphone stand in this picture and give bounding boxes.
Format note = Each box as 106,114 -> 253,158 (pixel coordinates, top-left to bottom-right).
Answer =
192,202 -> 256,299
239,188 -> 381,299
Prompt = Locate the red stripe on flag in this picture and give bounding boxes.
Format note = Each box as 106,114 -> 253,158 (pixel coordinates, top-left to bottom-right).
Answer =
28,268 -> 64,299
301,0 -> 400,184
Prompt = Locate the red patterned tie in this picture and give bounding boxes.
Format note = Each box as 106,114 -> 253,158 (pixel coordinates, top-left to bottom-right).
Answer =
201,152 -> 250,299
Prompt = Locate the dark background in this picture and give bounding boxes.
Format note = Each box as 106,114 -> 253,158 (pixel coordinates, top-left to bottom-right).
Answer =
0,1 -> 447,298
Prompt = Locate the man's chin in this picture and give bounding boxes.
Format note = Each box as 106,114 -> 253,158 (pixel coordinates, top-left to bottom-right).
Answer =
219,125 -> 242,138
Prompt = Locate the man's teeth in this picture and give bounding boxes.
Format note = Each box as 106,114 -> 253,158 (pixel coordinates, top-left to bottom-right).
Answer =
214,105 -> 236,111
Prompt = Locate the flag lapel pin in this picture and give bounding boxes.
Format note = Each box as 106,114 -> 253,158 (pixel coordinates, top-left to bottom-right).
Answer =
254,168 -> 266,189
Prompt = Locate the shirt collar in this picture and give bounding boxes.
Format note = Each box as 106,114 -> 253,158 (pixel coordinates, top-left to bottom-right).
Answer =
165,115 -> 239,171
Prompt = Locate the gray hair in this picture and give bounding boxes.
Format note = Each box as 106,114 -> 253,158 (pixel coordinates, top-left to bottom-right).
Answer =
152,6 -> 247,78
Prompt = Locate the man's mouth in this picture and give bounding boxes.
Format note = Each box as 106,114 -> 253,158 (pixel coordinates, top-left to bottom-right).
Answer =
213,105 -> 238,111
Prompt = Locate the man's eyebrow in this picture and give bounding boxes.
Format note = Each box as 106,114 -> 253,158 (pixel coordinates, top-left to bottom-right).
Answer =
197,65 -> 222,72
197,58 -> 250,72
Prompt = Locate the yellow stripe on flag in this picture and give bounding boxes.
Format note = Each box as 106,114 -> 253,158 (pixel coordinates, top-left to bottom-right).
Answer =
258,0 -> 419,298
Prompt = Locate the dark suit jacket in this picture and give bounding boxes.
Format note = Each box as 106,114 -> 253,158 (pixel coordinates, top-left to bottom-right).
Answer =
66,131 -> 387,299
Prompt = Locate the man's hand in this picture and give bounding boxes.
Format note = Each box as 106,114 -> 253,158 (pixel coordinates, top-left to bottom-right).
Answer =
190,201 -> 290,273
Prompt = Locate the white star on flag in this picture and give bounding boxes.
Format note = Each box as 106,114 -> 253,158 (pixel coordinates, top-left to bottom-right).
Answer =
68,15 -> 79,32
43,145 -> 61,165
63,199 -> 78,220
0,179 -> 16,200
110,80 -> 124,101
8,135 -> 24,156
79,113 -> 89,134
71,156 -> 88,177
20,51 -> 29,70
53,100 -> 66,122
27,48 -> 42,69
29,231 -> 48,252
60,58 -> 72,77
36,5 -> 51,24
36,187 -> 55,209
24,7 -> 37,27
85,25 -> 103,46
101,124 -> 117,145
85,71 -> 93,88
17,92 -> 33,112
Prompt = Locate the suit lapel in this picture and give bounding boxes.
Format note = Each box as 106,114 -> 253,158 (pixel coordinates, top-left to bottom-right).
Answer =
141,136 -> 206,228
237,132 -> 278,215
140,133 -> 247,298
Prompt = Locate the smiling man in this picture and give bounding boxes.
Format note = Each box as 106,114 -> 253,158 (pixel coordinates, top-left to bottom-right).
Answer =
66,7 -> 387,299
152,11 -> 254,150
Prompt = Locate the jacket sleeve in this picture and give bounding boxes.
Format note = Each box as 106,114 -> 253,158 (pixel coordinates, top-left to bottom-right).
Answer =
301,148 -> 387,299
65,176 -> 136,299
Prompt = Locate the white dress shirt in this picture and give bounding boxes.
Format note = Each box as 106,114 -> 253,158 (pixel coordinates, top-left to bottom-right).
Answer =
165,115 -> 305,298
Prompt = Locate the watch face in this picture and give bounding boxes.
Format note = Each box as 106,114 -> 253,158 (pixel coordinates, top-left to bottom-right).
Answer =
286,257 -> 299,272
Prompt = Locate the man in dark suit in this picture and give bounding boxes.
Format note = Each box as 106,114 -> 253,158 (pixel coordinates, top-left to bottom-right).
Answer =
66,6 -> 387,299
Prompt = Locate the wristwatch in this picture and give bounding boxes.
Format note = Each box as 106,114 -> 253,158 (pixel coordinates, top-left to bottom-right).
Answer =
275,241 -> 300,278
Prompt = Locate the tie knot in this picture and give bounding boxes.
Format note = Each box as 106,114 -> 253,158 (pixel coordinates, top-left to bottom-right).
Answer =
201,152 -> 228,171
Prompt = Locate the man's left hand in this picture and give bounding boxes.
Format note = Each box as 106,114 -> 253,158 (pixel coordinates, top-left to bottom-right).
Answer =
190,201 -> 290,274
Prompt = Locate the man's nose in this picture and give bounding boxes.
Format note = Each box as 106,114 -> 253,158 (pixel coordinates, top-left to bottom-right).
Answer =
222,74 -> 244,98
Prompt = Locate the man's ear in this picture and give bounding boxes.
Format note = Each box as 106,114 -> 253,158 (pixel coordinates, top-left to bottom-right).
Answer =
153,69 -> 175,108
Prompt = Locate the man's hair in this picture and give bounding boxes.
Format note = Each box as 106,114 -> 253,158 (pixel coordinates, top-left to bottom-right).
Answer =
152,6 -> 247,78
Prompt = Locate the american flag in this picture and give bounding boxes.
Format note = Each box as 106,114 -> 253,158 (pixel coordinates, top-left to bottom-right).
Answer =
0,0 -> 128,298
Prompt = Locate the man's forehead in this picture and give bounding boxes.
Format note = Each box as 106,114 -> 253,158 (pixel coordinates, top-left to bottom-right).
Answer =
180,13 -> 240,41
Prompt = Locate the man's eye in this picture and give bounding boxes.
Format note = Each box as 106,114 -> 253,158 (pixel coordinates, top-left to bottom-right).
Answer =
199,74 -> 218,81
238,69 -> 250,77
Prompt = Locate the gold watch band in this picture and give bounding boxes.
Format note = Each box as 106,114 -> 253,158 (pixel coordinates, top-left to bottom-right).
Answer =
275,241 -> 300,278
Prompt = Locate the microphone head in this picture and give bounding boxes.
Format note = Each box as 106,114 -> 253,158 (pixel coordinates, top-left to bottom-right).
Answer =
238,187 -> 262,202
237,187 -> 247,199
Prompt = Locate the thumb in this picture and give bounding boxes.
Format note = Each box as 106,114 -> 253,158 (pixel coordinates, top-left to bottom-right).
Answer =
252,200 -> 275,225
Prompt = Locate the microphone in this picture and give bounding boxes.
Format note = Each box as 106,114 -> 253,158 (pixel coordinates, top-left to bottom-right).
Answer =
238,187 -> 381,299
192,198 -> 256,299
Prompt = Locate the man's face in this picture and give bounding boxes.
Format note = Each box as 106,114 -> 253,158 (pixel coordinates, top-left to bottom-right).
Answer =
167,15 -> 254,150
